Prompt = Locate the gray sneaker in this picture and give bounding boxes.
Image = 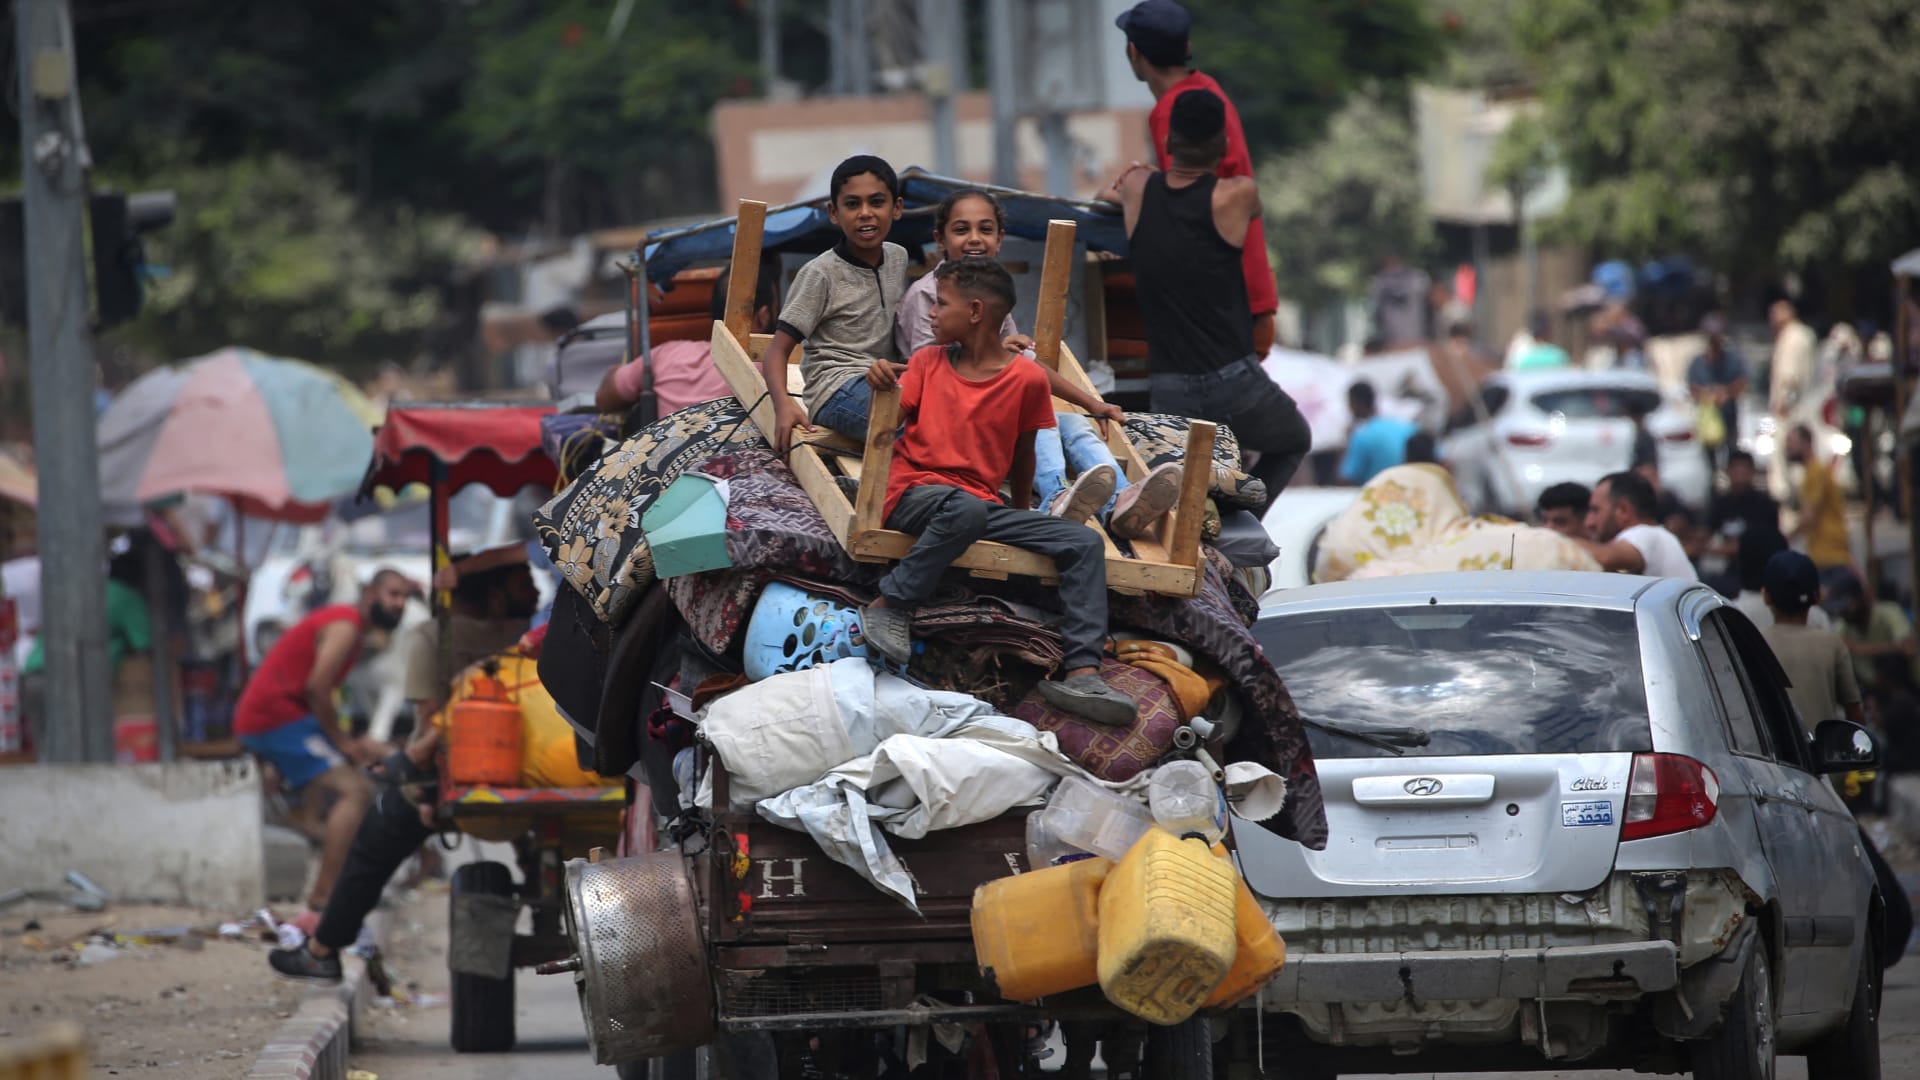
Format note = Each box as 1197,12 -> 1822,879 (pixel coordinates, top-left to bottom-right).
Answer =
1035,673 -> 1137,727
860,603 -> 914,666
1109,462 -> 1183,540
1046,463 -> 1117,525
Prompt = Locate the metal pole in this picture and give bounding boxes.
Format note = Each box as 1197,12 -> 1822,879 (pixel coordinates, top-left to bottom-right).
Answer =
759,0 -> 781,92
847,0 -> 873,96
827,0 -> 848,95
1041,111 -> 1073,196
919,0 -> 960,176
1897,273 -> 1915,599
987,0 -> 1019,187
16,0 -> 112,763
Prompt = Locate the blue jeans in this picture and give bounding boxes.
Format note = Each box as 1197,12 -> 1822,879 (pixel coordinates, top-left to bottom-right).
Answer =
1034,413 -> 1122,513
812,377 -> 875,442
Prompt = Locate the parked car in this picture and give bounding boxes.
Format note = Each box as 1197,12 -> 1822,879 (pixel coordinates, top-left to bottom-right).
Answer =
1441,370 -> 1710,517
1259,486 -> 1361,595
1234,571 -> 1883,1077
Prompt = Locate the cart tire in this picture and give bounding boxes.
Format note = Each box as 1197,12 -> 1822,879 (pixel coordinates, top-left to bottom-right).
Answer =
1143,1016 -> 1213,1079
449,860 -> 517,1053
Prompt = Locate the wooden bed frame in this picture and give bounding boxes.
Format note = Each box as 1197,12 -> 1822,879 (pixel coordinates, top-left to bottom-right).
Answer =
709,198 -> 1213,598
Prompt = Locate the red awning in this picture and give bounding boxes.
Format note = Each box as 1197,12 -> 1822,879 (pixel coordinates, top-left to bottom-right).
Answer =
363,402 -> 558,497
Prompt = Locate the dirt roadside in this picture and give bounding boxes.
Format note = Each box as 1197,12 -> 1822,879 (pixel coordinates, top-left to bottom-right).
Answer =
0,902 -> 303,1079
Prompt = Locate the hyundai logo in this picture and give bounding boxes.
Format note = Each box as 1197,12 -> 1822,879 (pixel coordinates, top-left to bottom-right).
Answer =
1403,777 -> 1445,796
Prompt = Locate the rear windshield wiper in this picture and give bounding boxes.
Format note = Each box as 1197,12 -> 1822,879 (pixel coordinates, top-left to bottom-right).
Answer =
1305,719 -> 1431,755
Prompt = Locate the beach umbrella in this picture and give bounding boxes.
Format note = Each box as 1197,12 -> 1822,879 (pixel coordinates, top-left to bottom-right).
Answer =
98,347 -> 380,524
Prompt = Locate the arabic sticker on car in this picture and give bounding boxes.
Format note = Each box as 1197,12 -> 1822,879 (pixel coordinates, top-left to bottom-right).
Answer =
1561,800 -> 1614,827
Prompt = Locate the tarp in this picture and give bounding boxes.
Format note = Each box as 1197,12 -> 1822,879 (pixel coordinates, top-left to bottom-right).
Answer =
640,169 -> 1131,287
363,402 -> 557,498
1892,248 -> 1920,278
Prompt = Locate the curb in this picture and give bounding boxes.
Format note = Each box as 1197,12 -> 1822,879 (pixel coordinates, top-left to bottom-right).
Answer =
246,910 -> 390,1080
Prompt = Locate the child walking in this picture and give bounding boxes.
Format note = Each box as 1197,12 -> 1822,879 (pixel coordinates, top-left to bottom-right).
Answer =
892,188 -> 1181,539
760,155 -> 909,452
863,258 -> 1136,726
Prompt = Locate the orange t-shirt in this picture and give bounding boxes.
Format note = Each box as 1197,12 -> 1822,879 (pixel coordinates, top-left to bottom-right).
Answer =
884,345 -> 1056,520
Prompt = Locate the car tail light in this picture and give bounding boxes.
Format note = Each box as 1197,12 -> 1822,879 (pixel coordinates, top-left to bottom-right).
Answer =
1620,753 -> 1719,841
1662,429 -> 1694,444
1506,432 -> 1551,448
1822,396 -> 1839,428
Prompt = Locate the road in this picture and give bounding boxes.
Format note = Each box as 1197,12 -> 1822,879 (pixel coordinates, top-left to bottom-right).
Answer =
350,897 -> 1920,1079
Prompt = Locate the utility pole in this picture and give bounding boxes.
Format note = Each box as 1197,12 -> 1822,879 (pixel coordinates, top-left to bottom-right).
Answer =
918,0 -> 960,176
759,0 -> 782,95
14,0 -> 113,762
987,0 -> 1019,186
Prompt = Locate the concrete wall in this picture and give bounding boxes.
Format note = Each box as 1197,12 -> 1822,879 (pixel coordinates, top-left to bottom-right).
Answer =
0,759 -> 265,911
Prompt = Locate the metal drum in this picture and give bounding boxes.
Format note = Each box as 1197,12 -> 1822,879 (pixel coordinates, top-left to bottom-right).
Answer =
559,853 -> 713,1065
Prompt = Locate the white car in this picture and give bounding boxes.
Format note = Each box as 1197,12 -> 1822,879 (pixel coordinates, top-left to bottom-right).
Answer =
1259,486 -> 1362,597
1440,369 -> 1710,517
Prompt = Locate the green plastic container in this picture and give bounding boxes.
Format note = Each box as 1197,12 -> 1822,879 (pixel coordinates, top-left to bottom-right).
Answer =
641,472 -> 733,579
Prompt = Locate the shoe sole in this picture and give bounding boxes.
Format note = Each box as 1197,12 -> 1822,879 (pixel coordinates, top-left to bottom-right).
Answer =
1036,683 -> 1138,727
860,608 -> 914,666
1110,465 -> 1183,540
1052,465 -> 1117,525
269,968 -> 343,986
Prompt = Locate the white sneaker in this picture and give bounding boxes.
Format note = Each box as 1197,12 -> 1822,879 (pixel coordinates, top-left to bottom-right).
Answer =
1045,464 -> 1117,525
1109,462 -> 1183,540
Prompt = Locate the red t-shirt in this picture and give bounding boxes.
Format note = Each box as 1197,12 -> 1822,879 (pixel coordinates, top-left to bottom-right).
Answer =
233,604 -> 364,736
1148,72 -> 1279,319
884,345 -> 1056,520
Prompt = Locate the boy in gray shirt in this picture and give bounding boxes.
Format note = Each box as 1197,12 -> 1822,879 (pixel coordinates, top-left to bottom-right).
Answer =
761,155 -> 908,451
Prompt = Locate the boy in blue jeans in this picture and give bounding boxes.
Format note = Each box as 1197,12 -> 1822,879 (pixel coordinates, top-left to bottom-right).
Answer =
862,259 -> 1135,725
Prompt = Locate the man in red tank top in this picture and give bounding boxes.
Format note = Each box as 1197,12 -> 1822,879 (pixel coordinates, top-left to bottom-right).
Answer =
237,569 -> 411,916
1116,0 -> 1279,354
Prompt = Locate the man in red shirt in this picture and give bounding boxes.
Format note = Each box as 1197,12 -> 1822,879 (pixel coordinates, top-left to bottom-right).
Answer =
861,259 -> 1142,725
1116,0 -> 1279,354
236,569 -> 410,915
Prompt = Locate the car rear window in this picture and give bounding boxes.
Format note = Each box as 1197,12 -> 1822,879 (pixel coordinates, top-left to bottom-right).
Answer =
1255,604 -> 1652,758
1531,386 -> 1663,419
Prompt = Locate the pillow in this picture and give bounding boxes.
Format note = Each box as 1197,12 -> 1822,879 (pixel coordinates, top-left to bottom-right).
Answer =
1124,413 -> 1266,511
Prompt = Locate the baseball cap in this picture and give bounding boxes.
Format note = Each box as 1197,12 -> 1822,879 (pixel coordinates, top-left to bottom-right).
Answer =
1115,0 -> 1191,67
1763,550 -> 1820,611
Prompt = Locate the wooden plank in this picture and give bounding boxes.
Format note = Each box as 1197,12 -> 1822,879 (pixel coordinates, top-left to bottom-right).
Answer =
724,200 -> 768,348
711,321 -> 857,547
853,385 -> 901,538
1166,420 -> 1217,580
749,331 -> 773,362
1030,220 -> 1077,371
846,528 -> 1198,595
1056,343 -> 1145,480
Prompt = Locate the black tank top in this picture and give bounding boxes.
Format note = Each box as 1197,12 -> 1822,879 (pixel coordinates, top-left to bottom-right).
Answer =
1129,173 -> 1255,376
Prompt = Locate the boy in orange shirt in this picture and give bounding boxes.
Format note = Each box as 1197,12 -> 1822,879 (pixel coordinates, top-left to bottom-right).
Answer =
862,259 -> 1136,725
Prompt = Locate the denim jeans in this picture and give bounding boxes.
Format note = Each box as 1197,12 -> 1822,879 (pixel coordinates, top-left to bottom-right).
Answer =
811,377 -> 875,442
1149,354 -> 1311,517
1033,413 -> 1123,513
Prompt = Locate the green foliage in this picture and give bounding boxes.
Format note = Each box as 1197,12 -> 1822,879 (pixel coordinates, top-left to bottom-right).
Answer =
1259,94 -> 1429,305
1183,0 -> 1444,155
115,156 -> 484,377
1513,0 -> 1920,274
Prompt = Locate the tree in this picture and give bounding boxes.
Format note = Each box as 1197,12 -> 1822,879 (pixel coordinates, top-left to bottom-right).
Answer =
115,155 -> 484,377
1513,0 -> 1920,279
1183,0 -> 1444,156
1259,94 -> 1429,308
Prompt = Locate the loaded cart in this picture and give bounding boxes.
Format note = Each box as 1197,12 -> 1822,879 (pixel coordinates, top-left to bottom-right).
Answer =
362,402 -> 627,1055
535,185 -> 1323,1077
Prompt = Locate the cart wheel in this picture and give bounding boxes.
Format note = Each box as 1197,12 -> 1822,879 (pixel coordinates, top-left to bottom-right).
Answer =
1143,1016 -> 1213,1079
449,860 -> 516,1053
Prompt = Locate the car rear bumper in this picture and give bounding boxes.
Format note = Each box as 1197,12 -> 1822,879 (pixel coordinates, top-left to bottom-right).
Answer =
1260,940 -> 1679,1005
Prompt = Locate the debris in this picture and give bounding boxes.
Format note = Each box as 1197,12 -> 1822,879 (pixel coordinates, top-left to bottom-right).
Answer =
64,871 -> 109,902
217,922 -> 246,939
75,941 -> 119,966
347,1070 -> 380,1080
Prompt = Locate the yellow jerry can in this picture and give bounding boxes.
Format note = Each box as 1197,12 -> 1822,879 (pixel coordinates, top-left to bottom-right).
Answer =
972,856 -> 1111,1001
1096,827 -> 1237,1025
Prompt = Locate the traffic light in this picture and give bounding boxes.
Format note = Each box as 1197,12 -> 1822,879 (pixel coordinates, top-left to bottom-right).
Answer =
90,189 -> 174,328
0,188 -> 173,329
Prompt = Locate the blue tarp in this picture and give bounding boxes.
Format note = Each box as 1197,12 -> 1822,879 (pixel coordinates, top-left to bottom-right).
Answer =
640,169 -> 1130,287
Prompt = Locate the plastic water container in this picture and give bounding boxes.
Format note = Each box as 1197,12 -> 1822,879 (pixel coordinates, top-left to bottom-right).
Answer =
1097,827 -> 1237,1025
972,856 -> 1111,1001
1202,867 -> 1288,1009
1027,776 -> 1154,866
446,664 -> 523,786
1148,760 -> 1228,843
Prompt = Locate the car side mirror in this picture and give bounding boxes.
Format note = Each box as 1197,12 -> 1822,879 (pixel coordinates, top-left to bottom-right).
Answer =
1812,720 -> 1880,774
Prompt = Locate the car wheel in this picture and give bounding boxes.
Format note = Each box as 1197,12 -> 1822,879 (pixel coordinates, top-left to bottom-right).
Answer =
1142,1016 -> 1212,1079
1691,939 -> 1776,1080
1804,940 -> 1881,1080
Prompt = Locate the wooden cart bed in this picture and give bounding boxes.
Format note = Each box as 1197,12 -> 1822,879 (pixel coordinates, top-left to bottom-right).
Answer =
710,199 -> 1214,598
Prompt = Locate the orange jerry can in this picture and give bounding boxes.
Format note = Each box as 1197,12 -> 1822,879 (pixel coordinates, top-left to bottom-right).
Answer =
1202,872 -> 1288,1009
446,661 -> 523,786
972,856 -> 1111,1001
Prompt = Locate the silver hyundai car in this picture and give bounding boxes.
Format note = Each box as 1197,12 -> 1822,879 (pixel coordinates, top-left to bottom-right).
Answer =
1234,571 -> 1884,1079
